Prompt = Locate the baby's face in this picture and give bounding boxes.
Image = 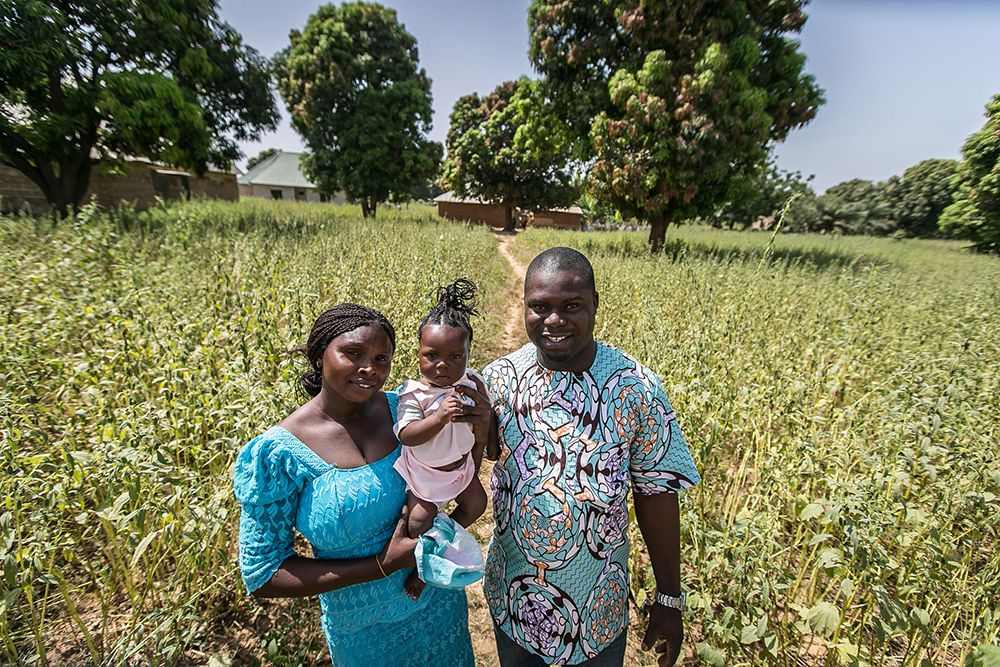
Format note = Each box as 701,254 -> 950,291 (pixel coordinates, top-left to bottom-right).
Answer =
418,324 -> 469,388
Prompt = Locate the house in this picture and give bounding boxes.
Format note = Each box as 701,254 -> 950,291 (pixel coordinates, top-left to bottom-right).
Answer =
237,150 -> 344,203
0,159 -> 237,214
433,191 -> 583,229
523,205 -> 584,230
433,191 -> 509,226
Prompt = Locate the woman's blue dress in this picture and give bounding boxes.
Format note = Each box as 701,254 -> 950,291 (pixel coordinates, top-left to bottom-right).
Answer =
233,392 -> 474,666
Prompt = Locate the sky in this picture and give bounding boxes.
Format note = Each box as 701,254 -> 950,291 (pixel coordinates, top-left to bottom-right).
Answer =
218,0 -> 1000,193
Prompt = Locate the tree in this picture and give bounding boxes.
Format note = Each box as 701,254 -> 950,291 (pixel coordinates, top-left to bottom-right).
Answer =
246,148 -> 278,171
529,0 -> 824,251
706,157 -> 815,230
274,2 -> 441,218
939,94 -> 1000,254
816,178 -> 895,236
0,0 -> 277,217
882,159 -> 960,237
441,78 -> 575,232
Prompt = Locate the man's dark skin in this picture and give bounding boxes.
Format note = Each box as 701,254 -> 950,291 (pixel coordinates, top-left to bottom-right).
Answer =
507,267 -> 686,666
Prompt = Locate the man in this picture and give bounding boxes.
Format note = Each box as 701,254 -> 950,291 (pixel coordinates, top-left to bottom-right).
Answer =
483,247 -> 700,666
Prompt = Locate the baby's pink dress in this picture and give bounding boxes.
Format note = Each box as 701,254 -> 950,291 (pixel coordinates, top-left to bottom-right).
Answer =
392,372 -> 484,504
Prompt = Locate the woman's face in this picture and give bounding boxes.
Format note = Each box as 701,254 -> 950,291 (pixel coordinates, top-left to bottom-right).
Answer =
320,324 -> 393,402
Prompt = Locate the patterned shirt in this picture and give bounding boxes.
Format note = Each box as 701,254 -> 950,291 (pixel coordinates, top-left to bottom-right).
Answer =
483,342 -> 700,665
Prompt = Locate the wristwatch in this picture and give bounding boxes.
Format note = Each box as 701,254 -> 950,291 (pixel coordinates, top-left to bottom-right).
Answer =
654,590 -> 686,612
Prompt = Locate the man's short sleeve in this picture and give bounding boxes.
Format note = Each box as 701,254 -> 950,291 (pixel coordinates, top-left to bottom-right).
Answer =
628,376 -> 701,495
482,359 -> 510,416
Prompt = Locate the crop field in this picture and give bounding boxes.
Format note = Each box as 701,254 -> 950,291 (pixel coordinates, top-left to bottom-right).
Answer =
1,200 -> 997,666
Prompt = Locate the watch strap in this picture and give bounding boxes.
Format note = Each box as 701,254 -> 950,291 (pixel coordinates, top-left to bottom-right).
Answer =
654,590 -> 686,611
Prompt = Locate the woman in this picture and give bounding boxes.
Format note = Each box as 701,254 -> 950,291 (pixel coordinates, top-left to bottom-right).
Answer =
233,304 -> 489,665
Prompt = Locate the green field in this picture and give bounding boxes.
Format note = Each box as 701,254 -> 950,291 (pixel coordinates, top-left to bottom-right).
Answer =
1,200 -> 997,665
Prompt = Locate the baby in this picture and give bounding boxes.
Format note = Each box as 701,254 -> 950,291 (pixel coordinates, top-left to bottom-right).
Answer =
393,278 -> 488,598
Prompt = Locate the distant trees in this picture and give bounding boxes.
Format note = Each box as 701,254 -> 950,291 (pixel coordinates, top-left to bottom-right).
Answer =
0,0 -> 278,217
706,159 -> 815,230
939,94 -> 1000,254
441,78 -> 575,232
887,159 -> 961,237
246,148 -> 278,171
529,0 -> 824,251
274,2 -> 441,218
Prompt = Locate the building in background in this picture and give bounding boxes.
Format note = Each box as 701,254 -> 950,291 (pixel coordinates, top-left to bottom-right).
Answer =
237,150 -> 344,203
434,191 -> 582,229
0,160 -> 237,214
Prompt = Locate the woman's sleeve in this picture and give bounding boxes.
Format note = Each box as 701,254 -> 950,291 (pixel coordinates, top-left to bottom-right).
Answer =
629,377 -> 702,495
233,434 -> 308,593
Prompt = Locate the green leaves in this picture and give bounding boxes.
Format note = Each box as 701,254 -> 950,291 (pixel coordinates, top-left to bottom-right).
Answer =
803,601 -> 841,638
274,2 -> 439,216
939,92 -> 1000,253
0,0 -> 277,214
440,77 -> 575,228
530,0 -> 825,250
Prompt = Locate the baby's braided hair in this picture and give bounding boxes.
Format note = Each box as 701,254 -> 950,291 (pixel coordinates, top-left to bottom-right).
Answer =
418,278 -> 479,344
297,303 -> 396,397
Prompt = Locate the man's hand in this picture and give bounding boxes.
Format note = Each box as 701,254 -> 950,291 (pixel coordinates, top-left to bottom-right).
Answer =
641,604 -> 683,666
452,375 -> 492,443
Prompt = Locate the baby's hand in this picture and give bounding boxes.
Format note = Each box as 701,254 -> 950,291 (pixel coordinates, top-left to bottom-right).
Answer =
435,394 -> 464,422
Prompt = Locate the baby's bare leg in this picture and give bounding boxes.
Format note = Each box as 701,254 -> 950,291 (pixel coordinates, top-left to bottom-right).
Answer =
404,492 -> 436,600
449,476 -> 487,528
407,491 -> 438,539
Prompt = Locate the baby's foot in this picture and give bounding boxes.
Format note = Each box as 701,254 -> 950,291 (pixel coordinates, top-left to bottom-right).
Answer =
404,569 -> 426,601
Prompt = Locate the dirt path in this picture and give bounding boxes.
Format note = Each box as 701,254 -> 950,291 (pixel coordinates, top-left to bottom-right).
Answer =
494,232 -> 527,351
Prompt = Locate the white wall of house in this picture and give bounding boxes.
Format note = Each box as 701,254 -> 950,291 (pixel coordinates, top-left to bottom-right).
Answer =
238,183 -> 345,203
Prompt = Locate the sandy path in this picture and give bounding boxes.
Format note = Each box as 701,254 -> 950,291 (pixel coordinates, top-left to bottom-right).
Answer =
494,232 -> 528,351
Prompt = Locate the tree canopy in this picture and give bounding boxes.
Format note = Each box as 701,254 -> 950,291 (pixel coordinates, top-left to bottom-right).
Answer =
529,0 -> 824,251
274,2 -> 441,218
939,94 -> 1000,254
441,78 -> 575,232
0,0 -> 278,216
245,148 -> 278,171
884,159 -> 960,238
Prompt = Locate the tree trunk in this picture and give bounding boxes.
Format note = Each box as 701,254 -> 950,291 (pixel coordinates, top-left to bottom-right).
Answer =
360,196 -> 377,218
502,205 -> 515,233
6,152 -> 93,218
647,212 -> 669,253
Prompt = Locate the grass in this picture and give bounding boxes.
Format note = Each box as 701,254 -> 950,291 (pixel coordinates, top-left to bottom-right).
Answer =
513,226 -> 999,666
1,200 -> 997,665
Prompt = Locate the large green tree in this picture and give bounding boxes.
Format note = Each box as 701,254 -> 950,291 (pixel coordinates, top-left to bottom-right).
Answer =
274,2 -> 440,218
939,94 -> 1000,254
0,0 -> 277,217
529,0 -> 824,251
441,78 -> 575,232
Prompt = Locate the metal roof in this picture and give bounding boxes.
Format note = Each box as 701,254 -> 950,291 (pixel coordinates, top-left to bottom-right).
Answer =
237,150 -> 315,189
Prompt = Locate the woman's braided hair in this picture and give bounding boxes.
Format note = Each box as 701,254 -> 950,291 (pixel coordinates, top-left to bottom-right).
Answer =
296,303 -> 396,397
418,278 -> 479,343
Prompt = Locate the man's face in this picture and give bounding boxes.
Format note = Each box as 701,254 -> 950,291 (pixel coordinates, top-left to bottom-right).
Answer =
524,269 -> 598,373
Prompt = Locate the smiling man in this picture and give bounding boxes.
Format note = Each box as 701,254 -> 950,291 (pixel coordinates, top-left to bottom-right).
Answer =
483,247 -> 700,667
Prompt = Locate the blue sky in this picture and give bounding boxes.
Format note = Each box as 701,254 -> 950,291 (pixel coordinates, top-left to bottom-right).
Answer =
218,0 -> 1000,192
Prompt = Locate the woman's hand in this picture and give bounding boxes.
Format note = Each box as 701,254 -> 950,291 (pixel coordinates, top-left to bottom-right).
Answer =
379,505 -> 417,573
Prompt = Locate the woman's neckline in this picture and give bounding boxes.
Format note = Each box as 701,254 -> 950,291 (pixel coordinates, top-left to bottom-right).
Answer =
272,425 -> 400,472
274,391 -> 400,471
